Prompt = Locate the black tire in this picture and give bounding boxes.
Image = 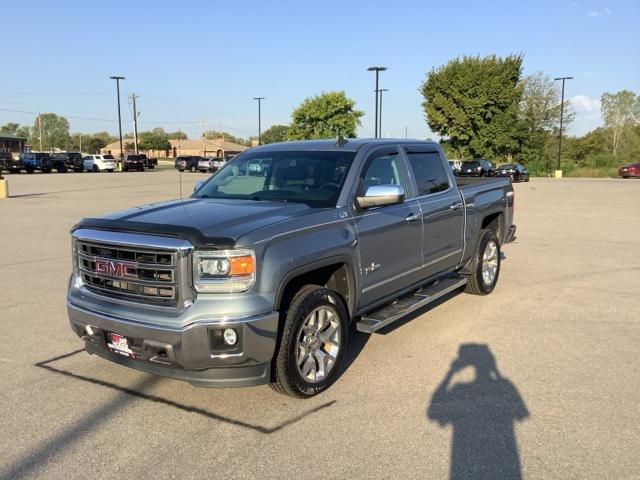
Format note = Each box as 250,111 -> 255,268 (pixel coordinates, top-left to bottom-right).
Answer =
465,228 -> 501,295
138,167 -> 144,172
26,168 -> 34,174
178,169 -> 184,173
271,285 -> 349,398
93,165 -> 99,173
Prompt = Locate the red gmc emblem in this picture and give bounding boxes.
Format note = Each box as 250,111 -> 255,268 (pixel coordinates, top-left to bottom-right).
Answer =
94,259 -> 138,279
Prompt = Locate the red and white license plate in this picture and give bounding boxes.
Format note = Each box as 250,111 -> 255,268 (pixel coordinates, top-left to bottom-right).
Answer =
106,331 -> 135,358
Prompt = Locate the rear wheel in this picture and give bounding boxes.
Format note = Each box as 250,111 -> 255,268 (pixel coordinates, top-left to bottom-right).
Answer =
465,229 -> 501,295
93,165 -> 100,173
271,285 -> 348,398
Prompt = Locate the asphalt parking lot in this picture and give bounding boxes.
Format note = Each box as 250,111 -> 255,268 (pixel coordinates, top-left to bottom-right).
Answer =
1,171 -> 639,479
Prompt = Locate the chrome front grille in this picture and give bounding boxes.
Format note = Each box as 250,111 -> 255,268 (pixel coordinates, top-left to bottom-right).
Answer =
77,240 -> 179,306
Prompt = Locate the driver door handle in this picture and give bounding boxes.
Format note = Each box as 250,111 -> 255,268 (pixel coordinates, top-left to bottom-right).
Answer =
449,202 -> 463,210
406,213 -> 422,223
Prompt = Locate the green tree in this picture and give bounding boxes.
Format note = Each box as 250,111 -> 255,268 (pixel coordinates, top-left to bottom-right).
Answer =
288,91 -> 364,140
168,130 -> 188,140
29,113 -> 70,151
516,72 -> 574,172
16,126 -> 31,139
601,90 -> 640,156
260,124 -> 289,144
203,130 -> 245,145
138,127 -> 170,152
0,122 -> 19,134
420,54 -> 523,160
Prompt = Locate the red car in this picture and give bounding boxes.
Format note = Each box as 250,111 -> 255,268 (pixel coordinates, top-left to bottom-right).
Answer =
619,163 -> 640,178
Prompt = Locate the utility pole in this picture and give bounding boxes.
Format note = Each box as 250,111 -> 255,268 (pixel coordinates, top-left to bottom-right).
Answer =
367,66 -> 387,138
378,88 -> 388,138
554,76 -> 573,174
110,76 -> 125,162
130,93 -> 140,154
254,97 -> 265,145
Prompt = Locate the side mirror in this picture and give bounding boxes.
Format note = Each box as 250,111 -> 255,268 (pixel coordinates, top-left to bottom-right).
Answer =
193,180 -> 205,193
356,184 -> 405,209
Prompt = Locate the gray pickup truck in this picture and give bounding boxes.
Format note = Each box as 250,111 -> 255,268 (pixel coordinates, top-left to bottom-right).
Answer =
68,139 -> 515,398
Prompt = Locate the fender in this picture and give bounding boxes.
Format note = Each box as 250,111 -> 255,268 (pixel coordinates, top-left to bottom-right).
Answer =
274,254 -> 358,315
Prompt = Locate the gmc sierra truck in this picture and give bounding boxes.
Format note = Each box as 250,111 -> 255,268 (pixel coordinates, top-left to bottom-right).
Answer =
67,139 -> 516,398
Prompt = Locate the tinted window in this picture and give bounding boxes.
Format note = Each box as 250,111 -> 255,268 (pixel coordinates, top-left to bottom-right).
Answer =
463,161 -> 480,168
194,150 -> 355,208
359,150 -> 405,196
406,151 -> 449,195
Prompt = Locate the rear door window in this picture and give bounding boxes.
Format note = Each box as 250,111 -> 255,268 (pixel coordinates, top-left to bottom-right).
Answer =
405,150 -> 450,195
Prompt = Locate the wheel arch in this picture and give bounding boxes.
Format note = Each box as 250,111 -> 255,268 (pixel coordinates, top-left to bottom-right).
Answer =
274,256 -> 357,317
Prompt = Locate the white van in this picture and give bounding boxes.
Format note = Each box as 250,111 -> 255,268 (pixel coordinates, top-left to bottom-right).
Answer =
83,154 -> 117,172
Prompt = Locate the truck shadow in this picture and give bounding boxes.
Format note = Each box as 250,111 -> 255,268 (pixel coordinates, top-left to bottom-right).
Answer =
427,344 -> 529,480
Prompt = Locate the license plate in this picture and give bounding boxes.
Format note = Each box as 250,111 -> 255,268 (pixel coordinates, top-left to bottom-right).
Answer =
106,331 -> 135,358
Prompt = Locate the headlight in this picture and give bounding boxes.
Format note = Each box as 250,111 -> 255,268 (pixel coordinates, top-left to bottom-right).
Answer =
193,249 -> 255,293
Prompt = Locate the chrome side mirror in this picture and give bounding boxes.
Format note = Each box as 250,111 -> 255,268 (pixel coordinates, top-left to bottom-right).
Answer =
356,184 -> 405,209
193,180 -> 205,193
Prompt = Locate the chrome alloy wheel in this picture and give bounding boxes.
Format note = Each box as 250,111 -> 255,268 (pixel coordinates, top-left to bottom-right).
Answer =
296,306 -> 341,383
482,240 -> 499,286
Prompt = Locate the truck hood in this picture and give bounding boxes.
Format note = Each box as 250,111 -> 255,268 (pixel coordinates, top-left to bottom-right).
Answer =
75,198 -> 313,248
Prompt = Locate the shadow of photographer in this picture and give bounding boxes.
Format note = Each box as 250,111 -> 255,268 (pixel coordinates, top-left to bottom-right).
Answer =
427,343 -> 529,479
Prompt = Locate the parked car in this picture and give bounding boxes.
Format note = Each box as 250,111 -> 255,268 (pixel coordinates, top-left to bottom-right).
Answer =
140,154 -> 157,170
457,159 -> 496,177
247,158 -> 273,175
174,156 -> 205,172
448,159 -> 462,173
122,154 -> 145,172
206,156 -> 229,172
52,152 -> 84,172
68,138 -> 516,398
19,152 -> 55,173
619,163 -> 640,178
495,163 -> 530,182
83,154 -> 117,172
0,152 -> 21,174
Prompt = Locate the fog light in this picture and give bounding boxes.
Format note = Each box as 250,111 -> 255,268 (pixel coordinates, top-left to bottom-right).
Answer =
223,328 -> 237,346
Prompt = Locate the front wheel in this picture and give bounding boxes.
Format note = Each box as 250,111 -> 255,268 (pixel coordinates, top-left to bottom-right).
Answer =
271,285 -> 349,398
465,229 -> 501,295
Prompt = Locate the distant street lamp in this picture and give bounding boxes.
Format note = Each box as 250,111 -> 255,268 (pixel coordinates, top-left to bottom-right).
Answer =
109,76 -> 125,161
253,97 -> 265,145
554,76 -> 573,173
367,66 -> 387,138
378,88 -> 388,138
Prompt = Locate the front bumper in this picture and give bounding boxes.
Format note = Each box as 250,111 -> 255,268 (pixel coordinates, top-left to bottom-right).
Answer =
68,301 -> 279,388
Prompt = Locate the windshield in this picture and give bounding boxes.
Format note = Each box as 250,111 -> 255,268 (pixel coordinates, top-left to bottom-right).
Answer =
193,150 -> 356,208
463,161 -> 480,168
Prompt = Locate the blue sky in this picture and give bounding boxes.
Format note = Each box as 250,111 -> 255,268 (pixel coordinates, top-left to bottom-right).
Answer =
1,0 -> 638,140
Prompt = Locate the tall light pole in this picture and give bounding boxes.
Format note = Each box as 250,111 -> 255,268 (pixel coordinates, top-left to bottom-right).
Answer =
554,76 -> 573,173
110,76 -> 125,161
367,66 -> 387,138
254,97 -> 265,145
378,88 -> 388,138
